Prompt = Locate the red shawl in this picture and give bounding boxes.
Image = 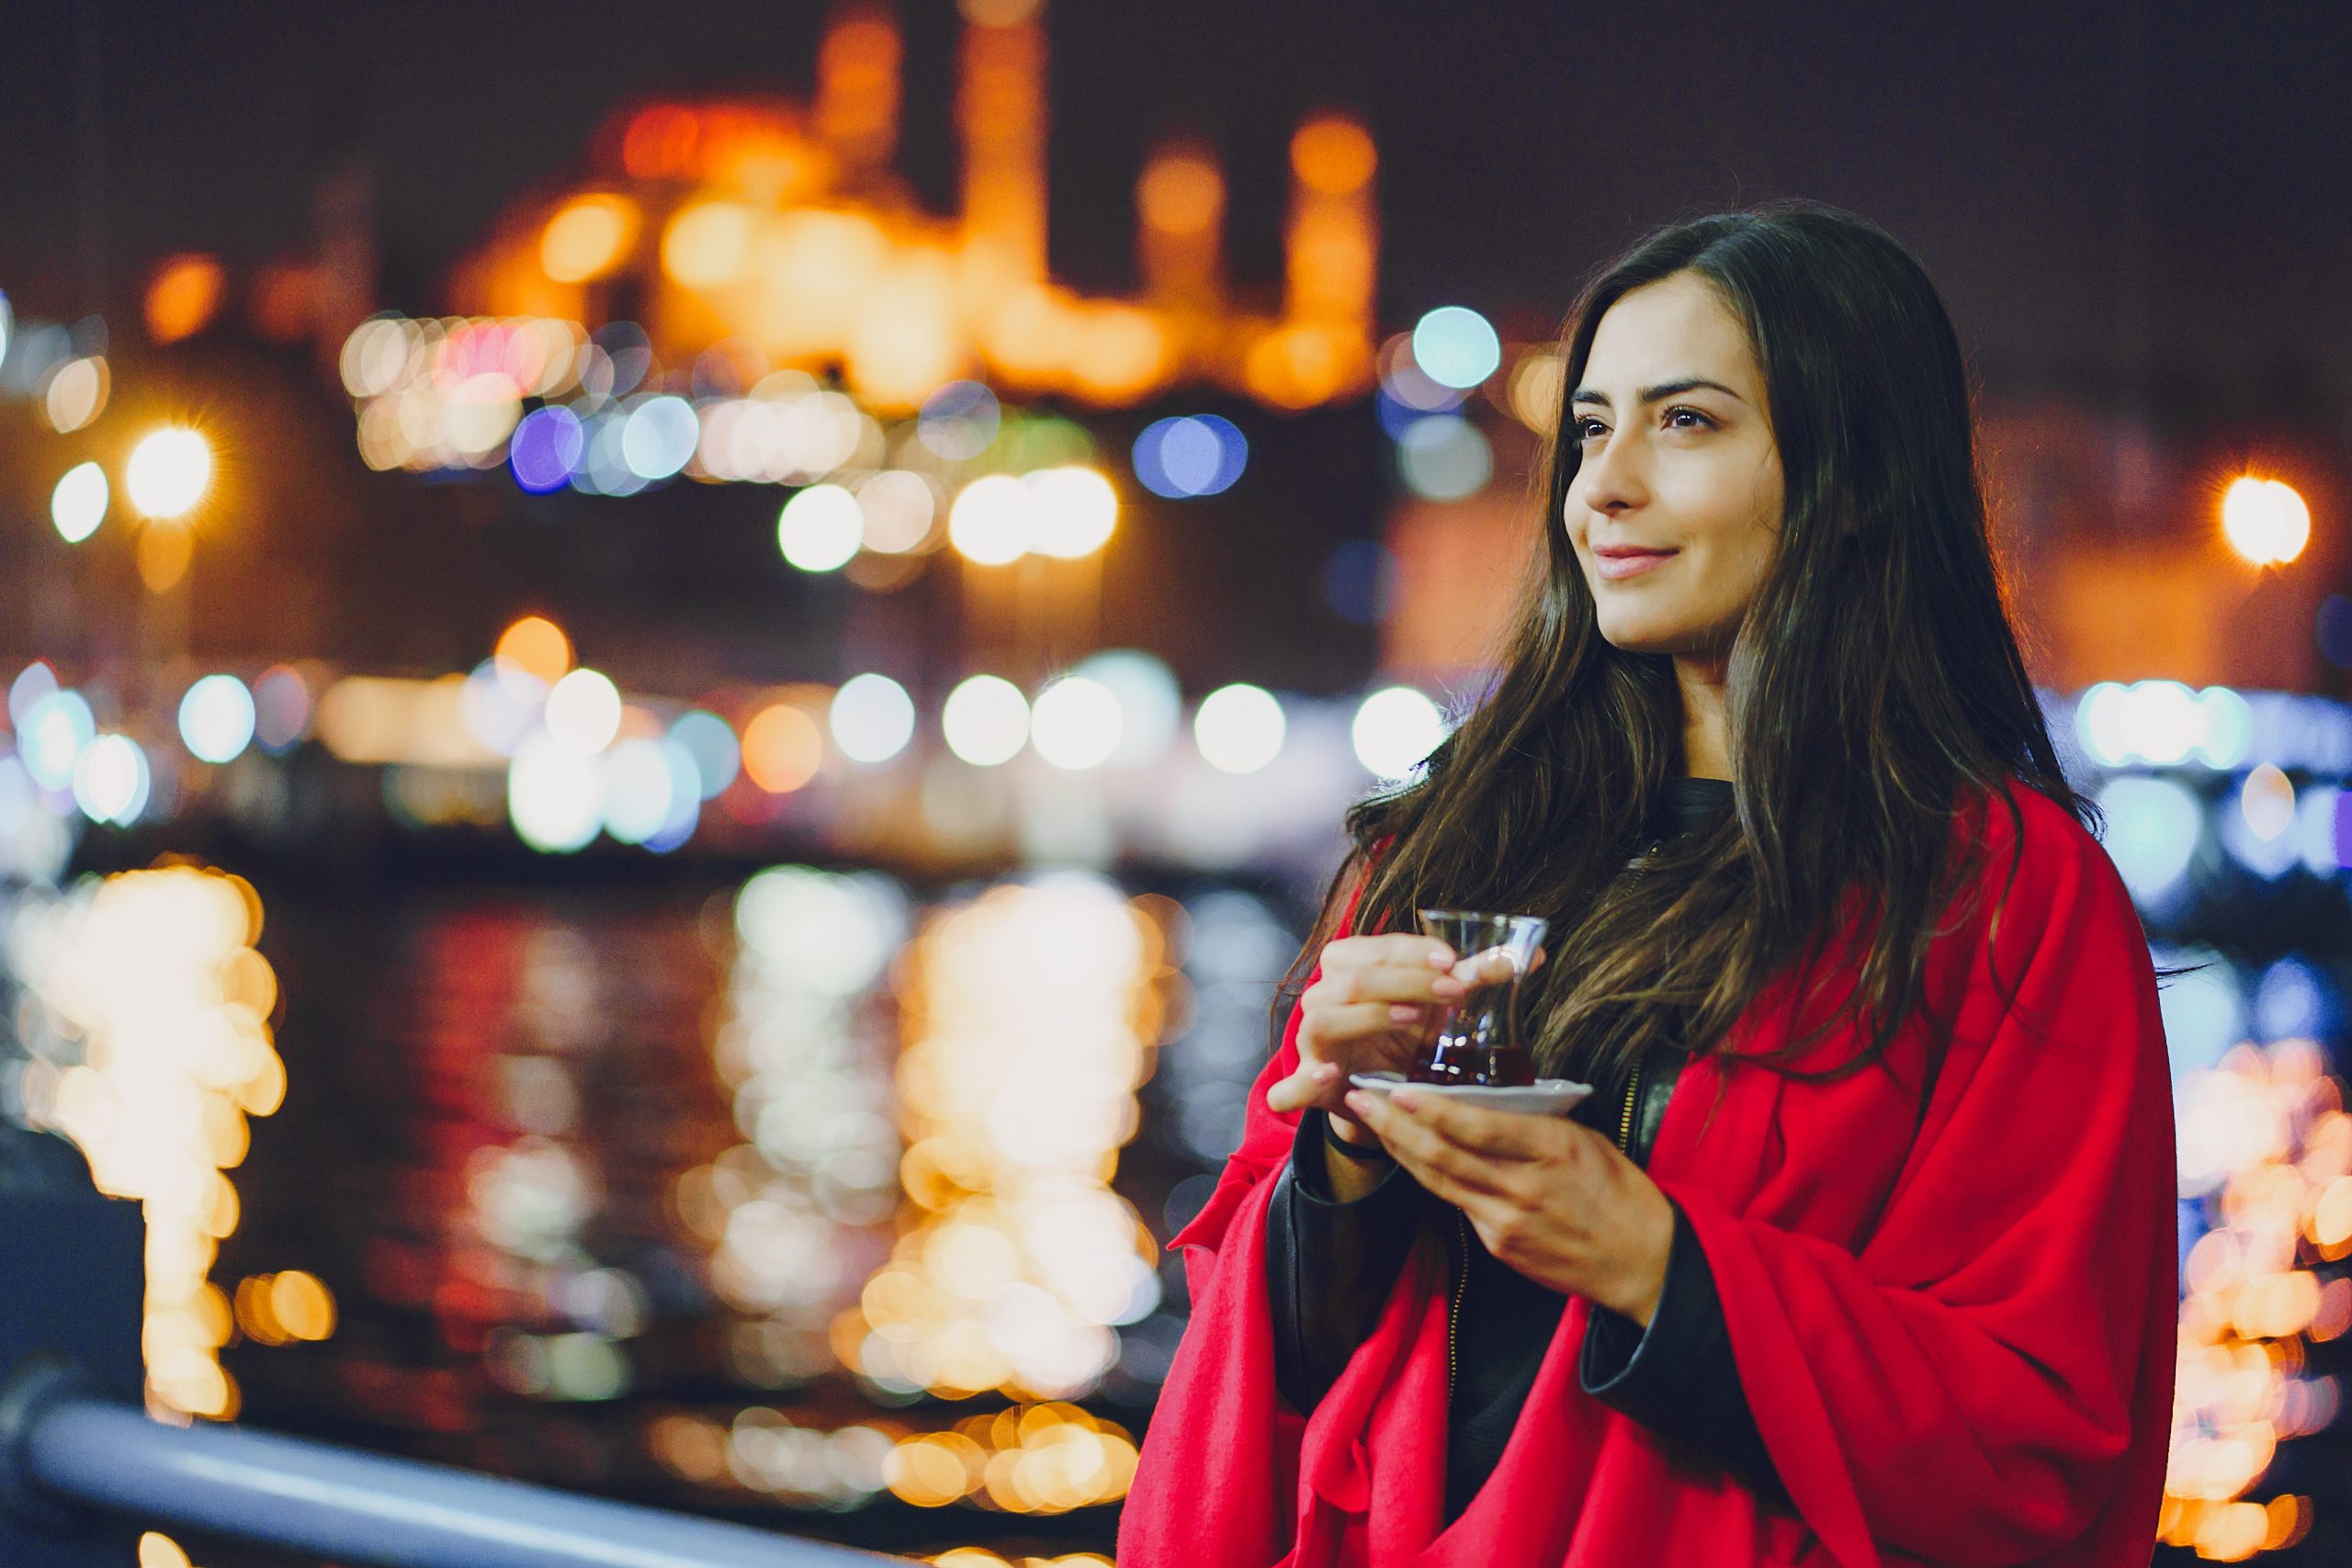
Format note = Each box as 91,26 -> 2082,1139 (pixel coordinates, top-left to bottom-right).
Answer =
1122,785 -> 2177,1567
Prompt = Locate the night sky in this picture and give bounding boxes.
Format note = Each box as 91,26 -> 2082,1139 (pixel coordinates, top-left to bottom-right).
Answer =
2,0 -> 2348,424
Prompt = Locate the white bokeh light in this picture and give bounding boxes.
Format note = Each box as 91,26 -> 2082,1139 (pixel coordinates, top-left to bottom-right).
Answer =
50,462 -> 108,543
777,484 -> 865,572
1030,676 -> 1124,771
177,675 -> 256,765
509,733 -> 602,852
942,675 -> 1030,767
1194,683 -> 1286,774
1351,684 -> 1445,780
830,673 -> 915,763
544,669 -> 623,754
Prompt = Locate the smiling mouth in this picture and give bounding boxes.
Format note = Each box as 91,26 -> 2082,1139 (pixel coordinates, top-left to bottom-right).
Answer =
1592,547 -> 1677,581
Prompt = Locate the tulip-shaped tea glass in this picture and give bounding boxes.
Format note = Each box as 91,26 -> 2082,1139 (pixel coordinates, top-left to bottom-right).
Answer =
1412,909 -> 1550,1087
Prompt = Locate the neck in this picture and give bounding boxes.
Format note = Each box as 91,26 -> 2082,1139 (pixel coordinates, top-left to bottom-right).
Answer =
1674,653 -> 1735,782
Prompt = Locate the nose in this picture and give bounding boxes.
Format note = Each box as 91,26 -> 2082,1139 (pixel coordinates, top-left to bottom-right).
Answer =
1570,423 -> 1648,518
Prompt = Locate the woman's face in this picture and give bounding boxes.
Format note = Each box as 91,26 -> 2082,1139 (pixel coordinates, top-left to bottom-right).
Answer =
1561,271 -> 1784,660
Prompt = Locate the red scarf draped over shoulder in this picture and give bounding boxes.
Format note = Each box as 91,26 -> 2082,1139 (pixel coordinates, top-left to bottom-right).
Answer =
1121,785 -> 2177,1567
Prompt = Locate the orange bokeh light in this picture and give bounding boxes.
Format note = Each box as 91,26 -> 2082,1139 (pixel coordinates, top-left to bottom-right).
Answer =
493,615 -> 573,685
539,195 -> 639,284
1291,116 -> 1376,195
145,254 -> 226,344
741,704 -> 824,793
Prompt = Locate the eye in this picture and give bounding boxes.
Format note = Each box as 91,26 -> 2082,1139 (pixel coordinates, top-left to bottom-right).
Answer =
1571,416 -> 1608,442
1664,406 -> 1717,431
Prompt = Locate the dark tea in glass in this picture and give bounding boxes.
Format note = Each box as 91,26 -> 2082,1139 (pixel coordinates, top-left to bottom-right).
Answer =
1410,909 -> 1548,1088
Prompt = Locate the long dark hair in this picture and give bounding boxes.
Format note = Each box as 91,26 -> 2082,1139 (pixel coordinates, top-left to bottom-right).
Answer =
1280,200 -> 2090,1100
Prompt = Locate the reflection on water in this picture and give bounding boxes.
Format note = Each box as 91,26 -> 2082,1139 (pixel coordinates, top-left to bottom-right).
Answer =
212,865 -> 1298,1561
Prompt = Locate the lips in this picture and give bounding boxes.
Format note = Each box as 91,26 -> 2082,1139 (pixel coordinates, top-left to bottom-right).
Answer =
1591,546 -> 1678,581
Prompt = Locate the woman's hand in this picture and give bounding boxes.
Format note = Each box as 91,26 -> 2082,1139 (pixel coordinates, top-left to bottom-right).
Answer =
1340,1085 -> 1676,1325
1263,935 -> 1545,1145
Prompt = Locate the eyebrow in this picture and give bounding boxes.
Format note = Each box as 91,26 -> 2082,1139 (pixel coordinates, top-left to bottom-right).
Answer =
1567,377 -> 1747,410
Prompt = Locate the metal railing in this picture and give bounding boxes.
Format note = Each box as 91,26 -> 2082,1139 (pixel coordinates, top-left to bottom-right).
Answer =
0,1366 -> 907,1567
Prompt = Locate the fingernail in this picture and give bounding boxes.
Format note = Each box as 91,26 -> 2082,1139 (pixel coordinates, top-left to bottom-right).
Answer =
1315,1062 -> 1339,1079
1391,1089 -> 1420,1111
1342,1090 -> 1368,1112
1389,1003 -> 1421,1022
1430,977 -> 1465,998
1427,948 -> 1454,968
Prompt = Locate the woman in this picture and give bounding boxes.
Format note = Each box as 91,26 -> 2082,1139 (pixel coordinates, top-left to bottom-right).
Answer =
1120,203 -> 2177,1566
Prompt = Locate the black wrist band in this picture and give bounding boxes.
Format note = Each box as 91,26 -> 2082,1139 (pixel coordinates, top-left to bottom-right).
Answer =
1322,1111 -> 1395,1162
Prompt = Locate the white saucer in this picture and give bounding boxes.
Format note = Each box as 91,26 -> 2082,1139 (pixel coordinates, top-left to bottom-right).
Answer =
1348,1071 -> 1594,1117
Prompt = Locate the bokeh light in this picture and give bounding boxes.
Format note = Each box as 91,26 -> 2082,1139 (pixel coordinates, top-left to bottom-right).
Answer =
778,484 -> 866,571
50,461 -> 109,543
742,703 -> 826,793
544,669 -> 624,754
948,474 -> 1030,566
1351,684 -> 1445,780
495,615 -> 573,687
1025,468 -> 1119,558
943,676 -> 1030,767
669,711 -> 741,799
541,194 -> 639,283
510,407 -> 587,493
1030,677 -> 1123,771
125,427 -> 213,520
2222,477 -> 2312,567
178,675 -> 256,765
1410,306 -> 1501,390
1131,415 -> 1246,500
1193,683 -> 1285,774
831,674 -> 915,763
1396,414 -> 1492,501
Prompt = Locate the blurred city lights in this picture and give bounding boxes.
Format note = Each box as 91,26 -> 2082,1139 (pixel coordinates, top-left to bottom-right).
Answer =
510,406 -> 587,492
2222,477 -> 2312,567
1030,677 -> 1123,771
620,395 -> 700,480
73,735 -> 151,825
1069,650 -> 1179,767
1351,684 -> 1445,780
831,673 -> 915,763
178,675 -> 256,765
1025,468 -> 1119,558
1508,350 -> 1566,432
1410,306 -> 1501,389
948,474 -> 1030,565
19,689 -> 96,790
943,675 -> 1031,767
2097,774 -> 2204,901
1396,414 -> 1492,501
669,710 -> 741,799
863,878 -> 1164,1406
143,254 -> 225,344
507,733 -> 603,852
495,615 -> 574,686
919,380 -> 1001,461
741,703 -> 825,792
124,427 -> 213,519
459,660 -> 548,757
778,484 -> 866,571
50,461 -> 109,543
544,669 -> 624,754
1193,683 -> 1286,774
8,864 -> 292,1419
251,666 -> 311,753
1130,415 -> 1246,500
2076,682 -> 2254,770
540,194 -> 640,284
854,469 -> 940,554
40,355 -> 109,433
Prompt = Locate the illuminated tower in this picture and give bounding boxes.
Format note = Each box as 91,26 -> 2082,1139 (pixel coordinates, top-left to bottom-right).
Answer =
1137,138 -> 1227,367
1284,113 -> 1377,333
817,4 -> 903,179
956,0 -> 1050,299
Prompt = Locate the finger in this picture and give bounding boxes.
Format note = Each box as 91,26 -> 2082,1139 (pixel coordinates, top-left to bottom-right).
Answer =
1344,1091 -> 1514,1197
1452,946 -> 1536,987
1300,1000 -> 1417,1051
1265,1059 -> 1341,1114
1328,934 -> 1458,973
1397,1092 -> 1566,1163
